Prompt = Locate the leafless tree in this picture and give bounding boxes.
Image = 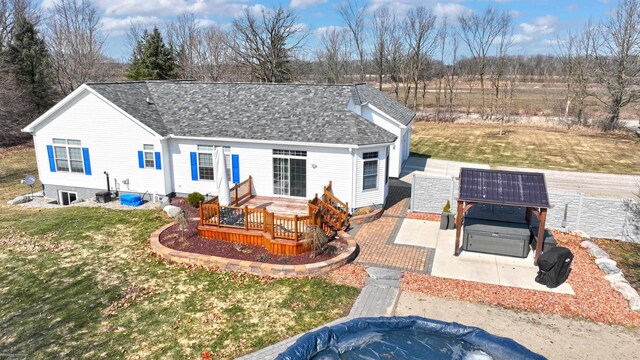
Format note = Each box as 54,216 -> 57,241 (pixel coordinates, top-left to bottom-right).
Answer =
387,13 -> 404,101
228,6 -> 308,83
371,6 -> 391,90
458,7 -> 511,118
402,6 -> 436,109
197,26 -> 231,82
557,23 -> 594,126
444,30 -> 459,119
434,19 -> 448,121
489,13 -> 513,132
591,0 -> 640,130
338,0 -> 366,82
46,0 -> 107,95
167,13 -> 199,79
316,27 -> 348,83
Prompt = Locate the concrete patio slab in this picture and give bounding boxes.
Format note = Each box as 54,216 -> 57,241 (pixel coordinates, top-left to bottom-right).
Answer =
496,264 -> 574,294
393,219 -> 439,248
421,221 -> 575,294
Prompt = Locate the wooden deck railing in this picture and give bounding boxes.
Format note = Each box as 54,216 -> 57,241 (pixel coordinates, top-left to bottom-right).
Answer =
202,176 -> 253,206
199,179 -> 348,247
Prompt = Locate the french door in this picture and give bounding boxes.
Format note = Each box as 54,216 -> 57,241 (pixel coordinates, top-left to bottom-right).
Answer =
273,157 -> 306,197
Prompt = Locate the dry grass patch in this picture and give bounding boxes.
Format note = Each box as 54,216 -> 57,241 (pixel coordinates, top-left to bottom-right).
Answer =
0,205 -> 359,359
411,122 -> 640,174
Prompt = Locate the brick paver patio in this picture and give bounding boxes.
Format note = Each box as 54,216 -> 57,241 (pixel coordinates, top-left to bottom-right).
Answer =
353,186 -> 433,272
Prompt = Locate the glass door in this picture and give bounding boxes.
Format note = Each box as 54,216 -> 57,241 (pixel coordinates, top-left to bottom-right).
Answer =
290,158 -> 306,197
273,157 -> 290,196
273,152 -> 306,197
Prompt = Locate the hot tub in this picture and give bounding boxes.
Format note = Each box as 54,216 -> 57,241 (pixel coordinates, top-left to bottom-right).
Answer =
277,316 -> 544,360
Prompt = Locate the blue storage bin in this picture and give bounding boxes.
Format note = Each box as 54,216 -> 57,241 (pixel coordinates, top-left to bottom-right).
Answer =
120,193 -> 143,207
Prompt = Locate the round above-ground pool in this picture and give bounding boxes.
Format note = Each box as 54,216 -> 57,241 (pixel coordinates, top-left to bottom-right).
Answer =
276,317 -> 545,360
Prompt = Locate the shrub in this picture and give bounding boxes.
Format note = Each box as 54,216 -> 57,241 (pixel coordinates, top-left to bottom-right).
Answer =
187,192 -> 204,208
442,200 -> 451,213
303,225 -> 329,258
355,206 -> 373,216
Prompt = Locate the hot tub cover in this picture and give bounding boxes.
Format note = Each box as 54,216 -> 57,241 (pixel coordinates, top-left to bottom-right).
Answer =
276,316 -> 545,360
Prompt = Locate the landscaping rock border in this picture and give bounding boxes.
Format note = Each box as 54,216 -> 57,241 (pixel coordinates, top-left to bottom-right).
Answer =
349,208 -> 384,225
149,223 -> 359,277
580,239 -> 640,311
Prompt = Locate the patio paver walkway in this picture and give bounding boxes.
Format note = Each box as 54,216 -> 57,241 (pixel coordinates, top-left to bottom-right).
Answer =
352,186 -> 434,272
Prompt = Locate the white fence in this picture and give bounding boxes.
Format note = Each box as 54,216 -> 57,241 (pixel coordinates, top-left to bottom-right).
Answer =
411,173 -> 640,243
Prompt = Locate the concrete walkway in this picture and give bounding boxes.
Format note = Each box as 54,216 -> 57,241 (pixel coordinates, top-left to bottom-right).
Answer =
401,157 -> 639,199
237,267 -> 402,360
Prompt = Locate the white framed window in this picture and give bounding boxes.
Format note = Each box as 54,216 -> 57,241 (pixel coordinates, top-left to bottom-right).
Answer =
363,151 -> 378,191
197,145 -> 214,180
143,144 -> 155,168
53,138 -> 84,173
59,190 -> 78,206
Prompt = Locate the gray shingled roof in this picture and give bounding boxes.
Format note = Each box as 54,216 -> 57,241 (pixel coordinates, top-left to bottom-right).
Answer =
87,81 -> 400,146
354,84 -> 416,126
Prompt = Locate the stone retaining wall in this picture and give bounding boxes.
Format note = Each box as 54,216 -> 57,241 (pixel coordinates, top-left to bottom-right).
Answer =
149,223 -> 359,277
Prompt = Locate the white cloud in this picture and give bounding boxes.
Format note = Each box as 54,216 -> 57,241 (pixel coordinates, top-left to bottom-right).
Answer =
100,16 -> 161,36
314,25 -> 346,38
519,15 -> 558,36
511,33 -> 532,45
290,0 -> 327,10
87,0 -> 247,18
433,3 -> 472,21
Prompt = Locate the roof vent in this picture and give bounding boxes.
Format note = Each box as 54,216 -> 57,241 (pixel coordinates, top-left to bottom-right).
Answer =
146,97 -> 154,105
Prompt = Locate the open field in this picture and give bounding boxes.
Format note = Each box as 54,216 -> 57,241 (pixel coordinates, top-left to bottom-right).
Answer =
411,122 -> 640,174
379,81 -> 639,121
0,146 -> 359,359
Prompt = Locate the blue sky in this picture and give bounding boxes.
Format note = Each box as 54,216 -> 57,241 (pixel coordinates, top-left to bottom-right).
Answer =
41,0 -> 620,61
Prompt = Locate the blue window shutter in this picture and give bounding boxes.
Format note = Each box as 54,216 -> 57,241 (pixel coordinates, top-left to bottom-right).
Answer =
154,152 -> 162,170
46,145 -> 56,172
82,148 -> 92,175
138,151 -> 144,168
190,152 -> 198,181
232,154 -> 240,183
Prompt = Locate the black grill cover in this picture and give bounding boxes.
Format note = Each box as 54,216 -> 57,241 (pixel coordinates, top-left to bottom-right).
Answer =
535,247 -> 573,288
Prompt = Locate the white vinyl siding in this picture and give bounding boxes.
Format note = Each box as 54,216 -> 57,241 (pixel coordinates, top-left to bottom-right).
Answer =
32,89 -> 167,197
354,147 -> 386,208
358,104 -> 407,178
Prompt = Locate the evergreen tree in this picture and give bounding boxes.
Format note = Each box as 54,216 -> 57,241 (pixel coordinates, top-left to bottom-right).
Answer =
126,28 -> 177,80
6,15 -> 55,113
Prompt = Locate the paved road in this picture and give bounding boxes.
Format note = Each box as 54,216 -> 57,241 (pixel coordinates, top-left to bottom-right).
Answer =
401,157 -> 639,199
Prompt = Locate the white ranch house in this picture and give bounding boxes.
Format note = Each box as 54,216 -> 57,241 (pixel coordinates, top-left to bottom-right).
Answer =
22,81 -> 415,211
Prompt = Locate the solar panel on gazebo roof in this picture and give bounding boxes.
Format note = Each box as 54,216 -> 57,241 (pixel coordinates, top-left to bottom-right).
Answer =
458,168 -> 550,208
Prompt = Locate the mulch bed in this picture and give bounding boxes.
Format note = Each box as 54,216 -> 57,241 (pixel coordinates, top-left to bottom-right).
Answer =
322,264 -> 368,288
159,218 -> 348,266
405,212 -> 441,222
402,231 -> 640,327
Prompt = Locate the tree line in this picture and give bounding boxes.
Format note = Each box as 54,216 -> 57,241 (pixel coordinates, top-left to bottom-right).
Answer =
2,0 -> 640,146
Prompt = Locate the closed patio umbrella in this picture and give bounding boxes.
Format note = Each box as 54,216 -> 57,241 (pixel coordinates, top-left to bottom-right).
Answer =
214,147 -> 230,206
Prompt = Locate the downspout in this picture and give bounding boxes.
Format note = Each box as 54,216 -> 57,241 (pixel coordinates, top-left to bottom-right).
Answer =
350,147 -> 357,213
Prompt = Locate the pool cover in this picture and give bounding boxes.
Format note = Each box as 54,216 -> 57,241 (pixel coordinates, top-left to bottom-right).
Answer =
276,316 -> 546,360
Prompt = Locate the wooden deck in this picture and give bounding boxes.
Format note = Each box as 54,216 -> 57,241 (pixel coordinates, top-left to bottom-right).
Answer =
238,196 -> 310,217
198,177 -> 350,255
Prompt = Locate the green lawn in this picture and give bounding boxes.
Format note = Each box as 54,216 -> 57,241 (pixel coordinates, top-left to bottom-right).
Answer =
0,147 -> 359,359
411,122 -> 640,174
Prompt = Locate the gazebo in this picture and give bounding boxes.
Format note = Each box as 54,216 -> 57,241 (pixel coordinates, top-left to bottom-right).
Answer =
454,168 -> 550,265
